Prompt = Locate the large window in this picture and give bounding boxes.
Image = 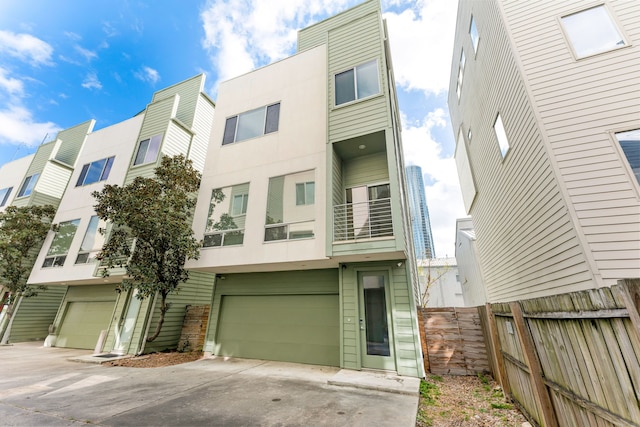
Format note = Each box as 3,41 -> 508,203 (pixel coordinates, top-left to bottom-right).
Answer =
17,173 -> 40,198
335,60 -> 380,106
456,50 -> 466,98
494,114 -> 510,158
43,219 -> 80,268
615,129 -> 640,185
470,15 -> 479,53
76,156 -> 115,186
203,184 -> 249,248
0,187 -> 12,207
561,5 -> 625,58
222,103 -> 280,145
75,216 -> 106,264
265,171 -> 315,241
133,134 -> 162,166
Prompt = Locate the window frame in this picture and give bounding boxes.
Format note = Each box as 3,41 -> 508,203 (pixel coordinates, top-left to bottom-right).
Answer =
334,59 -> 381,107
43,218 -> 80,268
75,156 -> 115,187
456,50 -> 466,99
133,134 -> 163,166
494,113 -> 510,158
231,193 -> 249,216
0,187 -> 13,207
612,128 -> 640,193
17,173 -> 40,198
222,102 -> 280,146
295,181 -> 315,206
560,4 -> 627,59
469,15 -> 479,54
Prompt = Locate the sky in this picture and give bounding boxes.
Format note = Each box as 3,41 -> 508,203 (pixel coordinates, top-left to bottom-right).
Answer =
0,0 -> 465,258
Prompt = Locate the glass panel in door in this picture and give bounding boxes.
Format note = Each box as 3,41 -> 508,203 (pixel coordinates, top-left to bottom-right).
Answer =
359,271 -> 395,370
113,289 -> 142,354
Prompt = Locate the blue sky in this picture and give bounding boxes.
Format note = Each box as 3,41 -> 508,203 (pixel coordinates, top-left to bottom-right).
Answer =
0,0 -> 464,257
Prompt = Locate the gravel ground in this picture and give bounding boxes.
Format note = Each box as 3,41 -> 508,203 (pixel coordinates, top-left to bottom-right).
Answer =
416,373 -> 529,427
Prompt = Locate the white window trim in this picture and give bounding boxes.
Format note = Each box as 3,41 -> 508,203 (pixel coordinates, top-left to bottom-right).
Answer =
132,134 -> 163,167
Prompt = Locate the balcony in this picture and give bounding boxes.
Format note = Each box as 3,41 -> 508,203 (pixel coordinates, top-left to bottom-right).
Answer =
333,198 -> 393,242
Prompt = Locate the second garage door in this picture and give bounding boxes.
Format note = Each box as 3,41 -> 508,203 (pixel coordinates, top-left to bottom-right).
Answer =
216,294 -> 339,366
56,301 -> 114,349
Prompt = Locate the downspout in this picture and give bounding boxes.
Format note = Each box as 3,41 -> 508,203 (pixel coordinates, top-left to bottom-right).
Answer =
0,296 -> 23,345
136,291 -> 158,355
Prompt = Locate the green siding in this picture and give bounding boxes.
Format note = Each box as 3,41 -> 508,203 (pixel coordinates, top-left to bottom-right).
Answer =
151,74 -> 204,128
53,119 -> 94,166
162,121 -> 192,158
205,269 -> 339,353
142,271 -> 215,354
9,286 -> 67,342
343,152 -> 388,188
340,261 -> 422,377
35,161 -> 72,199
29,192 -> 61,209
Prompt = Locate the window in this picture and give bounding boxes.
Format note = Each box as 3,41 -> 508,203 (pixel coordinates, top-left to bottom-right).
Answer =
296,182 -> 315,206
494,114 -> 510,158
0,187 -> 12,207
76,156 -> 114,186
456,50 -> 466,98
615,129 -> 640,185
17,173 -> 40,198
470,16 -> 479,53
43,219 -> 80,268
455,130 -> 476,213
561,5 -> 625,58
222,103 -> 280,145
335,60 -> 380,106
133,134 -> 162,165
203,184 -> 249,248
265,171 -> 315,241
75,216 -> 106,264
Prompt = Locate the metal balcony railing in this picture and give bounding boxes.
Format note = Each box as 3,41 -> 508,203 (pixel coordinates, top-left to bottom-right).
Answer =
333,198 -> 394,242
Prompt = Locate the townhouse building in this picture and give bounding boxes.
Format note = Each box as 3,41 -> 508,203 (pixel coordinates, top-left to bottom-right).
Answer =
188,0 -> 424,377
449,0 -> 640,302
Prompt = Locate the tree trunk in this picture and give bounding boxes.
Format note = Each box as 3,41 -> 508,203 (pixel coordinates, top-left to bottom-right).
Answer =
0,296 -> 21,345
146,292 -> 168,342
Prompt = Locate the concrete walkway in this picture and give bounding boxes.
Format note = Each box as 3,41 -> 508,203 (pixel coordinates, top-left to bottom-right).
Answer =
1,342 -> 419,426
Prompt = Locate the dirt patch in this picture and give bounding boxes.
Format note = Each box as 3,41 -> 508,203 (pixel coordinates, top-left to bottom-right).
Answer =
416,373 -> 528,427
104,351 -> 204,368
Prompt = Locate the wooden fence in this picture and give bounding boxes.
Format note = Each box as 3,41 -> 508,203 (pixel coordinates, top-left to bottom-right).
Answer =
481,279 -> 640,427
418,306 -> 490,375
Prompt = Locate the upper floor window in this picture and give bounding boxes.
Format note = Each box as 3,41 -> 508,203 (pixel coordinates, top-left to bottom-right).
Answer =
456,50 -> 466,98
17,173 -> 40,198
0,187 -> 12,207
470,16 -> 479,53
561,5 -> 625,58
75,215 -> 106,264
76,156 -> 115,187
494,113 -> 510,158
133,134 -> 162,166
222,103 -> 280,145
43,219 -> 80,268
615,129 -> 640,185
335,60 -> 380,106
203,183 -> 249,248
265,170 -> 315,241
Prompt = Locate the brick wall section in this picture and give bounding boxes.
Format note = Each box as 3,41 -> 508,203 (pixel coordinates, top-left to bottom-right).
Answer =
177,305 -> 210,352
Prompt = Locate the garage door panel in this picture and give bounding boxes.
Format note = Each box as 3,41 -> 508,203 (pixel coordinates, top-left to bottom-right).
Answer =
56,301 -> 114,349
217,295 -> 339,366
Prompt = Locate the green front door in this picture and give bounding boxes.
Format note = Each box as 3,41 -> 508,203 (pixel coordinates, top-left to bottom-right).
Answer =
56,301 -> 114,349
359,271 -> 395,370
216,294 -> 339,366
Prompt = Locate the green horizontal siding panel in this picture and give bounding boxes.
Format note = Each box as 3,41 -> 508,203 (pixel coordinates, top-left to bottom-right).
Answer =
162,121 -> 192,158
142,271 -> 215,354
9,286 -> 67,342
151,74 -> 204,128
343,152 -> 388,188
35,162 -> 72,200
24,142 -> 55,177
53,119 -> 94,166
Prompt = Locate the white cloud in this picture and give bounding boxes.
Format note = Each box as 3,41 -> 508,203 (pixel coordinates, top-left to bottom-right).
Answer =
383,0 -> 458,95
0,104 -> 60,147
0,30 -> 54,66
74,45 -> 98,62
402,109 -> 465,258
81,72 -> 102,90
134,66 -> 160,85
0,67 -> 24,96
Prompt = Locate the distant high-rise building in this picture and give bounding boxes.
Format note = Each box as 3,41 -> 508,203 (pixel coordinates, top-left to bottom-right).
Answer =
406,165 -> 435,259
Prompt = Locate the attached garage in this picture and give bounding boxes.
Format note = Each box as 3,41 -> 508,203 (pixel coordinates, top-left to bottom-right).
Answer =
210,269 -> 339,366
55,285 -> 117,350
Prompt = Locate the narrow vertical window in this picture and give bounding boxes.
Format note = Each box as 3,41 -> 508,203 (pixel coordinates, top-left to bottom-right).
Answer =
615,129 -> 640,185
470,16 -> 479,53
494,114 -> 510,158
0,187 -> 12,207
456,50 -> 466,98
75,216 -> 105,264
295,182 -> 315,206
17,173 -> 40,198
133,134 -> 162,165
265,103 -> 280,134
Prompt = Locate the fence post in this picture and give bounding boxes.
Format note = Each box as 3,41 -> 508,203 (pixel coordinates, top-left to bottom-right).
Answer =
484,303 -> 510,397
510,302 -> 558,427
417,307 -> 430,374
618,279 -> 640,342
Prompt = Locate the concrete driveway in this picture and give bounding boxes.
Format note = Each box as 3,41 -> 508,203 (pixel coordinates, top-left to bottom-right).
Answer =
0,343 -> 419,426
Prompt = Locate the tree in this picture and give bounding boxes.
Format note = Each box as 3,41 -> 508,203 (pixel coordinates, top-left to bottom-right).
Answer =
0,204 -> 57,343
93,154 -> 207,342
418,258 -> 452,307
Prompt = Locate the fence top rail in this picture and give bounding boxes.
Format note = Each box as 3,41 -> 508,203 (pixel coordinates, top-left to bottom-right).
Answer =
493,308 -> 629,320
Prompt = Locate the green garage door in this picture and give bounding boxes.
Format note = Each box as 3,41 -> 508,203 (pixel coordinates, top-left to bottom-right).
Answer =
56,301 -> 114,349
217,294 -> 339,366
